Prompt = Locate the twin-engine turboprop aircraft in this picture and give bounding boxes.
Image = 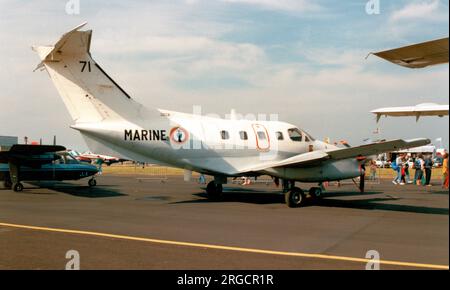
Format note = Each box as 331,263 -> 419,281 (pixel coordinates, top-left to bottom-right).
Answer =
0,145 -> 98,191
32,23 -> 430,207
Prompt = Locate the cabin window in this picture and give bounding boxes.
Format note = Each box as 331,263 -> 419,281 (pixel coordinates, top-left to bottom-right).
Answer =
288,128 -> 303,142
221,130 -> 230,140
276,131 -> 284,140
257,131 -> 267,140
239,131 -> 248,140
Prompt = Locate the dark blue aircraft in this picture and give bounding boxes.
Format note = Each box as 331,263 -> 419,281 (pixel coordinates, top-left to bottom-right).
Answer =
0,145 -> 98,192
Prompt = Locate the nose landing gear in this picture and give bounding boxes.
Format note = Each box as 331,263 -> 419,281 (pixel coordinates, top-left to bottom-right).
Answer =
88,178 -> 97,187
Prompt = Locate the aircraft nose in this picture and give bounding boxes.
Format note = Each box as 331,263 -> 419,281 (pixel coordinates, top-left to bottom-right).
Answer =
87,165 -> 99,175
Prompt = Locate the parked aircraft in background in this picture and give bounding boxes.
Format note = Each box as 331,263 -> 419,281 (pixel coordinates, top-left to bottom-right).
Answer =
69,150 -> 127,166
0,145 -> 98,191
33,23 -> 429,207
372,103 -> 449,122
369,37 -> 449,122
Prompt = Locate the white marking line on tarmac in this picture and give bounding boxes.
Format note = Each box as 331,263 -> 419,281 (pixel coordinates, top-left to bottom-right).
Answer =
0,222 -> 448,270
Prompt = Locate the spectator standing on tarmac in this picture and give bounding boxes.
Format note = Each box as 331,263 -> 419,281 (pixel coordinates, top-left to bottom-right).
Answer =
392,154 -> 403,185
442,153 -> 449,189
414,155 -> 424,185
95,157 -> 104,175
424,155 -> 433,186
369,160 -> 377,181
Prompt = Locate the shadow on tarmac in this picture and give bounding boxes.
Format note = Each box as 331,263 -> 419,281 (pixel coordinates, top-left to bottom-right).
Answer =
22,182 -> 127,198
173,189 -> 448,215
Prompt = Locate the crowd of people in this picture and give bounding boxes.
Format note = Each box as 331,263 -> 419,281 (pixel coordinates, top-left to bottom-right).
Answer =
389,153 -> 449,189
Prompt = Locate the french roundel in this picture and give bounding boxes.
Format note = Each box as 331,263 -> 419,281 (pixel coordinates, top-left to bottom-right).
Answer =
170,127 -> 189,144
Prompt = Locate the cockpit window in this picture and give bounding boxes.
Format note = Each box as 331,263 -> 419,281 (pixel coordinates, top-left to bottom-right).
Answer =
288,128 -> 303,142
64,154 -> 79,164
54,152 -> 80,164
302,130 -> 315,141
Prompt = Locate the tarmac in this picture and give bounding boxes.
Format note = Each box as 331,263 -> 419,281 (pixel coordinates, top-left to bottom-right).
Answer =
0,174 -> 448,270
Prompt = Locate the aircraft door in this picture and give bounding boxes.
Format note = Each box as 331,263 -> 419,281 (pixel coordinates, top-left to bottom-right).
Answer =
252,124 -> 270,151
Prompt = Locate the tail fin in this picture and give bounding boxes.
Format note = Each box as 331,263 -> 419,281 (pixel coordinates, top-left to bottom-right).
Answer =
32,22 -> 142,123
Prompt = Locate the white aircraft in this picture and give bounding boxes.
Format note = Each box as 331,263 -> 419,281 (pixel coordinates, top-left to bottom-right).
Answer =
68,150 -> 126,166
369,37 -> 449,122
32,23 -> 430,207
372,103 -> 449,122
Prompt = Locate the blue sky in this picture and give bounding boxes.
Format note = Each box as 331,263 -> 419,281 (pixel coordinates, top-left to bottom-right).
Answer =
0,0 -> 448,150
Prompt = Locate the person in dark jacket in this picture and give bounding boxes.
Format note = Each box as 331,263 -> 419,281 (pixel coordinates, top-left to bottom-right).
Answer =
424,155 -> 433,186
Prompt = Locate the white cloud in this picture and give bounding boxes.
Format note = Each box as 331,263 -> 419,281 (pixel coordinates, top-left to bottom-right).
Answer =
390,0 -> 448,22
185,0 -> 321,12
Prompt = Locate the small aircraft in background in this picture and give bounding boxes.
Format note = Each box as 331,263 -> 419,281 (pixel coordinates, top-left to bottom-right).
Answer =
369,37 -> 449,122
68,150 -> 127,166
371,103 -> 449,122
0,144 -> 98,192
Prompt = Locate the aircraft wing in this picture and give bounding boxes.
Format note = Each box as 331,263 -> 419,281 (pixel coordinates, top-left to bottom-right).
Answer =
323,138 -> 430,160
370,37 -> 448,68
371,103 -> 449,122
0,145 -> 66,163
238,138 -> 430,174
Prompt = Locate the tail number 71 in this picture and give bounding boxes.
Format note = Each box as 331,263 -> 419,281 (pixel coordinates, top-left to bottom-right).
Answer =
79,61 -> 92,72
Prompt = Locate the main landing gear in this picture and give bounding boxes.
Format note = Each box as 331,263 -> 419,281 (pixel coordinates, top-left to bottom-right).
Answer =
12,182 -> 24,192
5,162 -> 25,192
4,179 -> 24,192
206,181 -> 223,200
284,181 -> 324,208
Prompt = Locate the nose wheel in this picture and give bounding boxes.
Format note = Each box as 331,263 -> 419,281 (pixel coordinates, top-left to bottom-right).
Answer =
88,178 -> 97,187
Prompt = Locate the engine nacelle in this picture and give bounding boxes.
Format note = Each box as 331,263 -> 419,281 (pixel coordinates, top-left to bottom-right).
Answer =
264,158 -> 361,182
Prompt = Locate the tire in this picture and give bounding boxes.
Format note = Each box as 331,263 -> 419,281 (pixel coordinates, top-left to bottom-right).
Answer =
309,187 -> 322,199
88,179 -> 97,187
206,181 -> 223,200
13,182 -> 24,192
285,187 -> 305,208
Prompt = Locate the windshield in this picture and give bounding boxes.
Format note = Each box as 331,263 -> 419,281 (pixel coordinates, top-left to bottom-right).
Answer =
55,152 -> 80,164
288,128 -> 303,142
288,128 -> 315,142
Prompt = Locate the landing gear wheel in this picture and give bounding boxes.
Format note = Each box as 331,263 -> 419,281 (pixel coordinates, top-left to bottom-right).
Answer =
3,180 -> 12,189
309,187 -> 322,200
285,187 -> 305,208
206,181 -> 223,200
12,182 -> 24,192
88,178 -> 97,187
